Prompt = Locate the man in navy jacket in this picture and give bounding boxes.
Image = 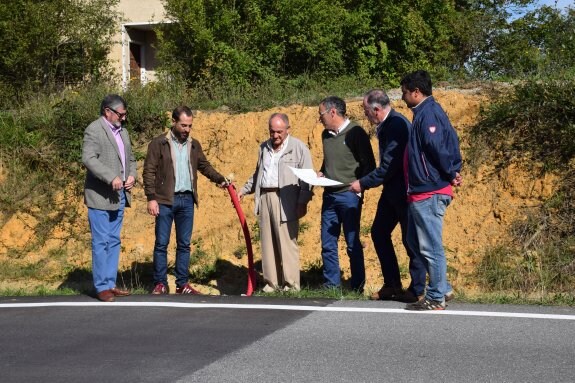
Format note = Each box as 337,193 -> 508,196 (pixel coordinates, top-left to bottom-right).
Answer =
400,70 -> 462,311
350,89 -> 425,302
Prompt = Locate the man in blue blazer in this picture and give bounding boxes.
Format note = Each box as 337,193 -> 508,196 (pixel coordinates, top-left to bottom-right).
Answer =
350,89 -> 425,302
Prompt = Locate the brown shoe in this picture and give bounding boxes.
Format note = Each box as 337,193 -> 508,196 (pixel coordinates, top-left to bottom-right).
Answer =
110,287 -> 131,297
369,286 -> 403,301
96,290 -> 115,302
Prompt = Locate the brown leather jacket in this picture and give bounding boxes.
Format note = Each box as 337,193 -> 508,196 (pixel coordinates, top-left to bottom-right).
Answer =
143,131 -> 226,206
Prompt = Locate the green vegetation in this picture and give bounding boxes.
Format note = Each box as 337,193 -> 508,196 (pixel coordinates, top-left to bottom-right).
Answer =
298,221 -> 310,234
158,0 -> 559,86
0,0 -> 119,107
468,79 -> 575,172
255,286 -> 366,300
468,78 -> 575,300
0,286 -> 80,297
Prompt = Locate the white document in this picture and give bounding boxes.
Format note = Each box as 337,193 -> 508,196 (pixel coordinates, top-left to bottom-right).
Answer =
289,167 -> 344,187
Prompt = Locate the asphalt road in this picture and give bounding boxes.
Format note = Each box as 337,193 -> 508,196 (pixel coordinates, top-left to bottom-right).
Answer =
1,295 -> 574,383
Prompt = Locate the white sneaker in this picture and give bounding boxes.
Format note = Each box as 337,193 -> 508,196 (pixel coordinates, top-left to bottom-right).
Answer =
262,284 -> 276,293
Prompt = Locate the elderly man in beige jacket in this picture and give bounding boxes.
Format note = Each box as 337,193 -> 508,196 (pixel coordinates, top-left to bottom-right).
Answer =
238,113 -> 313,292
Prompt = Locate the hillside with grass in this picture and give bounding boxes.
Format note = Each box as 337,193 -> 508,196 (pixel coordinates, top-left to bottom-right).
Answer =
1,82 -> 572,303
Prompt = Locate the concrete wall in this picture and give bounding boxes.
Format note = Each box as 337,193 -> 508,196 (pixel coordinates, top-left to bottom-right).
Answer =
108,0 -> 168,87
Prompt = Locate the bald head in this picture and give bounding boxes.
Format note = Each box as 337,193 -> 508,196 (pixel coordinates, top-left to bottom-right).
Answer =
268,113 -> 290,149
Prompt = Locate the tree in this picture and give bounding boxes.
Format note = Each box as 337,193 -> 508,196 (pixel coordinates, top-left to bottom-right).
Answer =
157,0 -> 575,85
476,6 -> 575,78
0,0 -> 120,105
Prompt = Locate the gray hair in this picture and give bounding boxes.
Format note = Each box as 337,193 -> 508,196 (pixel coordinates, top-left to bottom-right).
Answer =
100,94 -> 126,116
364,89 -> 390,111
320,96 -> 346,117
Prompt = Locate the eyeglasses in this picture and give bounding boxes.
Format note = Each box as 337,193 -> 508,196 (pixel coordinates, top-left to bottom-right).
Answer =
107,107 -> 127,119
319,109 -> 330,118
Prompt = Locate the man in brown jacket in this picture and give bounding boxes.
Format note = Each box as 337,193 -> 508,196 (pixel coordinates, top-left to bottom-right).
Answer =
143,106 -> 228,295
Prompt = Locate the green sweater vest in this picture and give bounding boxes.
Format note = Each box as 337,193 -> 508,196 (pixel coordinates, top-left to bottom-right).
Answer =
322,123 -> 361,193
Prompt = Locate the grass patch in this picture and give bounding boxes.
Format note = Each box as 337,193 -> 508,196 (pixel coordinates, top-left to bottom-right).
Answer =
254,286 -> 367,300
0,259 -> 49,280
0,285 -> 80,297
474,240 -> 575,296
186,74 -> 380,112
360,224 -> 371,236
298,221 -> 310,234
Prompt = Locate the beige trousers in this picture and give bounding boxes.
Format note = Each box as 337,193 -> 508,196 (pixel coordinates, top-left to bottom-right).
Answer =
259,190 -> 300,290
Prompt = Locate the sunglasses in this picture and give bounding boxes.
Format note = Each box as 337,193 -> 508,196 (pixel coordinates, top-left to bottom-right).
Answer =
107,107 -> 127,119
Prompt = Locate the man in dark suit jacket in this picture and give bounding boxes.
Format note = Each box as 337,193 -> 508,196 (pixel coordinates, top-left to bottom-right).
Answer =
350,89 -> 425,302
82,94 -> 137,302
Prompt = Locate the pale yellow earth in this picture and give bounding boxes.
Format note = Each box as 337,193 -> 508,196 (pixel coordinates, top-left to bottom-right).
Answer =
0,89 -> 555,296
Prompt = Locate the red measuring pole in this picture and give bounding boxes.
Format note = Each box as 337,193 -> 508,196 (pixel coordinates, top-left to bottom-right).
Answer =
226,184 -> 256,296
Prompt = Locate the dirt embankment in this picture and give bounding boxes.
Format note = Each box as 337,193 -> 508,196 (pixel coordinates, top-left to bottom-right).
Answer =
0,89 -> 555,294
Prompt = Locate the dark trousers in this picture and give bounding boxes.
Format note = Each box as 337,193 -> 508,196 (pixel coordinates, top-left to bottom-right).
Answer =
371,193 -> 426,296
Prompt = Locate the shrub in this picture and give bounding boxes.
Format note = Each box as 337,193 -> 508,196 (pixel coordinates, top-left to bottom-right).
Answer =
470,78 -> 575,297
468,79 -> 575,172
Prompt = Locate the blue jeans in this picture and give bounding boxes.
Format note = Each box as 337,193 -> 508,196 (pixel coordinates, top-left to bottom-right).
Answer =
407,194 -> 452,302
321,191 -> 365,290
372,194 -> 426,296
88,190 -> 125,293
153,193 -> 195,288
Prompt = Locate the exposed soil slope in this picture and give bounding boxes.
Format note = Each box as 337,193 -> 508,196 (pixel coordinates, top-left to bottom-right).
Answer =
0,89 -> 554,294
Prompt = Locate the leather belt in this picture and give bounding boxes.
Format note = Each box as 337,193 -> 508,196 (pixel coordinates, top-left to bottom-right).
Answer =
260,187 -> 279,193
174,191 -> 193,195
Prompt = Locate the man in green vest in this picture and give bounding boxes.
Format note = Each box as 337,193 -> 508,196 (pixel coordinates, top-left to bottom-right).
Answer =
317,96 -> 376,292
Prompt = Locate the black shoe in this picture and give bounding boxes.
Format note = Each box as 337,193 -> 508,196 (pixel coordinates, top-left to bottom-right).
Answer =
405,298 -> 446,311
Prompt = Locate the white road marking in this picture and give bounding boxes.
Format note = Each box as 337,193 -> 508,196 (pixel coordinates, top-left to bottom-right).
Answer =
0,301 -> 574,320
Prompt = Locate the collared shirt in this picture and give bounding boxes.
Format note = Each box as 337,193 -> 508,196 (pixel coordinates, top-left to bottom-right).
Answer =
327,118 -> 351,136
103,117 -> 126,181
170,131 -> 193,193
375,108 -> 392,137
261,135 -> 290,188
410,96 -> 428,110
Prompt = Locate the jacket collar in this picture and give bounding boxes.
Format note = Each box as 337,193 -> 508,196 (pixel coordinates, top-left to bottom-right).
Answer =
162,129 -> 193,145
412,96 -> 434,117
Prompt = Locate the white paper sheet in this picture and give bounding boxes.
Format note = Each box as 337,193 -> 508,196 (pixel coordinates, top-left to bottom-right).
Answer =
289,167 -> 344,187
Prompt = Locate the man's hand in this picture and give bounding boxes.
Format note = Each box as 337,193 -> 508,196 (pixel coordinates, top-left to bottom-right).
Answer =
451,172 -> 463,187
237,190 -> 244,201
297,203 -> 307,219
111,176 -> 123,191
349,180 -> 362,193
124,175 -> 136,191
317,171 -> 324,177
147,200 -> 160,217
